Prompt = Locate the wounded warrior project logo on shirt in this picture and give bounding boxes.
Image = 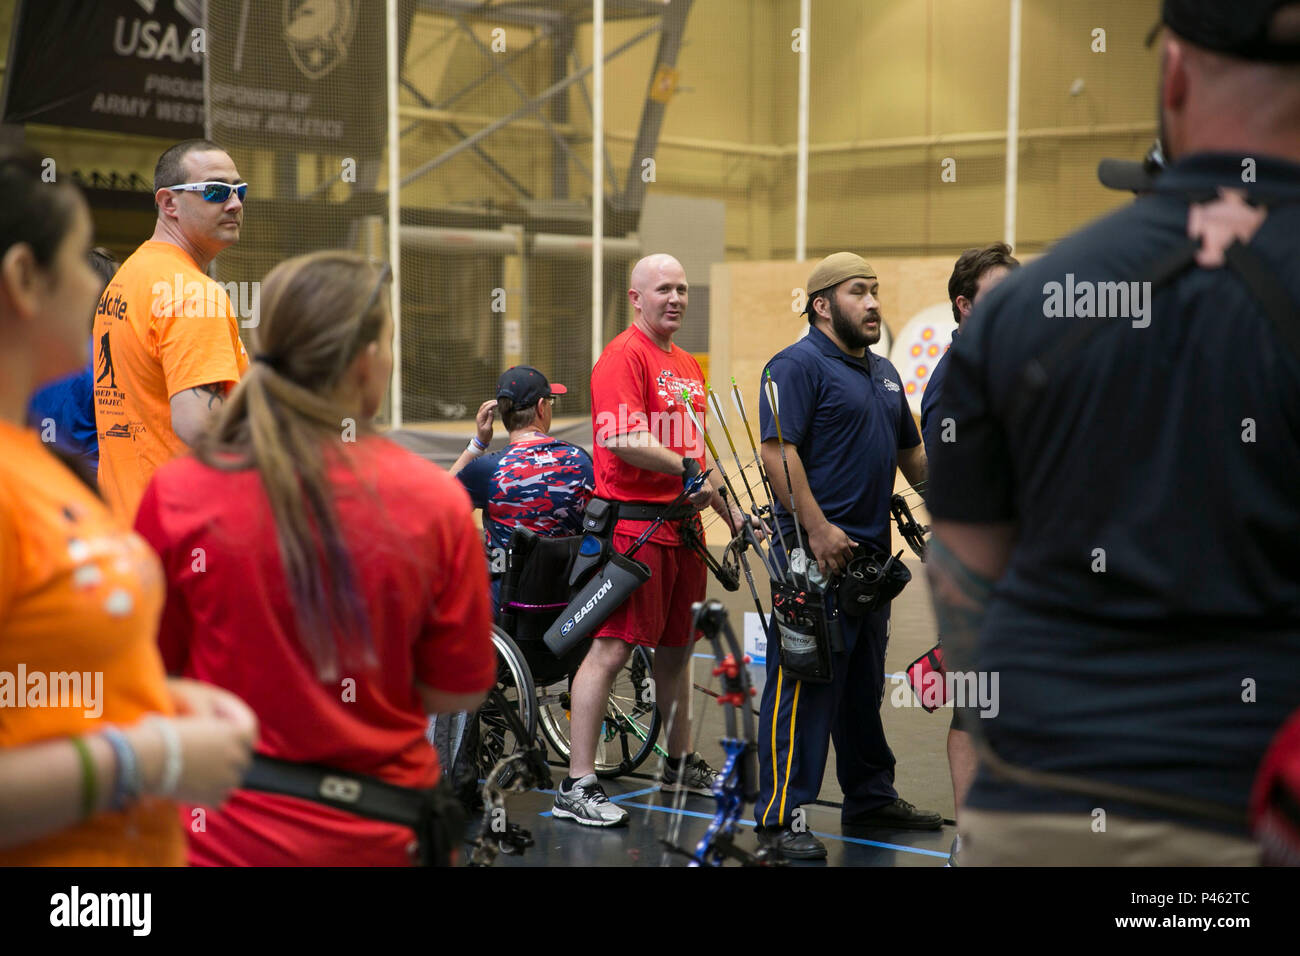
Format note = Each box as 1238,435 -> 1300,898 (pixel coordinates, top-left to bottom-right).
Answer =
93,287 -> 140,442
656,370 -> 704,409
654,369 -> 705,453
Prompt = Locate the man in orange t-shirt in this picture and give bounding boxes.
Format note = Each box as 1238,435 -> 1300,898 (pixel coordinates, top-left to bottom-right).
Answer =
94,139 -> 250,521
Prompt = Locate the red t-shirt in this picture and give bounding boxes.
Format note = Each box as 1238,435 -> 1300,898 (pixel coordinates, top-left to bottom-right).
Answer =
133,436 -> 496,866
591,325 -> 707,546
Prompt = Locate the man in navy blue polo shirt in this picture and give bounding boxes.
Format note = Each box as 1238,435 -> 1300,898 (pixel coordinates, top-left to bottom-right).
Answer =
920,243 -> 1019,453
920,242 -> 1018,866
926,0 -> 1300,864
754,252 -> 938,859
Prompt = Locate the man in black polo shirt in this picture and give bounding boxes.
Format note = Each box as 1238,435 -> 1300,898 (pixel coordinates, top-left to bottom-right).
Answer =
926,0 -> 1300,864
754,252 -> 939,860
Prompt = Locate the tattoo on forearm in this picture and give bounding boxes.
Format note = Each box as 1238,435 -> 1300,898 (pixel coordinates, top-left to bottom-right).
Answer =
926,537 -> 994,673
191,383 -> 226,411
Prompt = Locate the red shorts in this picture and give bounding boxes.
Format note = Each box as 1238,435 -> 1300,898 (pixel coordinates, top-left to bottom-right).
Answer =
595,534 -> 707,648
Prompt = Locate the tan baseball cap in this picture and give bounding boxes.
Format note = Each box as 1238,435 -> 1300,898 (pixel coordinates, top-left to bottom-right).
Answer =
805,252 -> 876,313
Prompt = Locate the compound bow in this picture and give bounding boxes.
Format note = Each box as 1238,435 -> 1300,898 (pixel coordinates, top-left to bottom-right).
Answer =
661,600 -> 782,867
890,483 -> 930,562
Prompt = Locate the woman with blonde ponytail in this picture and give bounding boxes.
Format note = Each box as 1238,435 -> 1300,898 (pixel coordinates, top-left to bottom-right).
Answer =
134,250 -> 496,866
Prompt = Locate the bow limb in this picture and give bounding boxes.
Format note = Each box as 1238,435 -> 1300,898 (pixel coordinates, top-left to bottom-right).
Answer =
890,492 -> 930,562
660,600 -> 777,867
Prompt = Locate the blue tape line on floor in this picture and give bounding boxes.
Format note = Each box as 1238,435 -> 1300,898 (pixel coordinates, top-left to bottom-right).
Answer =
606,798 -> 949,858
609,787 -> 659,803
813,830 -> 949,858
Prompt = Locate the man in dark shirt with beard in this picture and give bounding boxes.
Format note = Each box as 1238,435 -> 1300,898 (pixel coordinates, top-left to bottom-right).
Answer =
755,253 -> 938,859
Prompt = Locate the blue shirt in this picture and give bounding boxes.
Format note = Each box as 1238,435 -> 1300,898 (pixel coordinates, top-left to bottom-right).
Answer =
758,325 -> 920,553
919,327 -> 957,456
26,356 -> 98,477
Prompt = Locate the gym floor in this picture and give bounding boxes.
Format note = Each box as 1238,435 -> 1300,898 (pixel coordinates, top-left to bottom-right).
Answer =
492,543 -> 956,867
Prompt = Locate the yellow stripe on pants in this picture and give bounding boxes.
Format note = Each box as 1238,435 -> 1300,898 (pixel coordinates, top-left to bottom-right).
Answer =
779,680 -> 801,824
762,669 -> 784,827
761,668 -> 802,827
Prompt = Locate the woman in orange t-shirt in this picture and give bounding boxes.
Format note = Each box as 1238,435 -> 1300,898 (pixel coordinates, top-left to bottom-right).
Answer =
0,148 -> 257,866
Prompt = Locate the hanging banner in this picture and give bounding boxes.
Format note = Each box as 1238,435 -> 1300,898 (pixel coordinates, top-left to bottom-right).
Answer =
3,0 -> 391,151
207,0 -> 388,153
1,0 -> 206,137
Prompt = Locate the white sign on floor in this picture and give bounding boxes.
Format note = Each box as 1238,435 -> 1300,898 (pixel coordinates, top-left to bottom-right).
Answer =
743,612 -> 768,664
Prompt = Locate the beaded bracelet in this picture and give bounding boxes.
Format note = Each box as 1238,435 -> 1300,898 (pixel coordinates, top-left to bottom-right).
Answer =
101,727 -> 140,812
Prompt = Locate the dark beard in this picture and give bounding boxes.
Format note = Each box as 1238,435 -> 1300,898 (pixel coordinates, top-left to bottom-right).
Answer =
829,296 -> 880,351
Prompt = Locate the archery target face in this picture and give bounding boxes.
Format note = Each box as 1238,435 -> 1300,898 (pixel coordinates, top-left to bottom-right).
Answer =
889,303 -> 957,416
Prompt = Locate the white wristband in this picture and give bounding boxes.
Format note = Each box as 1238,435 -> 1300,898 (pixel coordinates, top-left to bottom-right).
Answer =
148,716 -> 183,798
466,439 -> 486,457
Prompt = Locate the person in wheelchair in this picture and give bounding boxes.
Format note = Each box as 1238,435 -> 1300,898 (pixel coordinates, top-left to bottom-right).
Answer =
435,366 -> 594,808
450,366 -> 594,612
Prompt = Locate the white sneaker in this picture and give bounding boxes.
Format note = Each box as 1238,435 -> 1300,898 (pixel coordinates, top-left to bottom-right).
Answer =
660,752 -> 719,797
552,774 -> 629,827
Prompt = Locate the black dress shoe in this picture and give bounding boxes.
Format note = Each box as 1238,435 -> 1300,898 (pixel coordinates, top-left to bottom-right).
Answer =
842,797 -> 943,831
756,826 -> 828,860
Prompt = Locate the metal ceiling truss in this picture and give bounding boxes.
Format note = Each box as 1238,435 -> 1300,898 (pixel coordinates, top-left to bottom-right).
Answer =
405,0 -> 695,233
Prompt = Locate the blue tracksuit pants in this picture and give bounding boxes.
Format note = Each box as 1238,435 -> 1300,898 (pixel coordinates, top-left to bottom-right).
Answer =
755,600 -> 897,828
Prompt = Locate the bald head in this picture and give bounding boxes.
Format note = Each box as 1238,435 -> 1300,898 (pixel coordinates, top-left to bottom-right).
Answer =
1160,22 -> 1300,162
628,253 -> 688,349
630,254 -> 685,292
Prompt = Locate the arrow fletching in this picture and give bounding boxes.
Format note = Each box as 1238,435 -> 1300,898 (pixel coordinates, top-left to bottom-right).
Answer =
707,385 -> 728,428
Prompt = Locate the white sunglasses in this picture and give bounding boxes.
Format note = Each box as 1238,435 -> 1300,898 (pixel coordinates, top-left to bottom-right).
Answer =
164,181 -> 249,202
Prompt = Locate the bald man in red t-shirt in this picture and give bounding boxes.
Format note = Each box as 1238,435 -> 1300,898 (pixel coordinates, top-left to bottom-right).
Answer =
552,254 -> 747,827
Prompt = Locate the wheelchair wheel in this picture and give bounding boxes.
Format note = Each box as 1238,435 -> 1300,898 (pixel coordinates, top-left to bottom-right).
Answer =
537,645 -> 661,779
468,626 -> 538,788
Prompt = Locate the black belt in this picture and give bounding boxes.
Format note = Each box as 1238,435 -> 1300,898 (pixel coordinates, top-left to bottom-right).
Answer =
617,500 -> 696,522
242,754 -> 465,866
